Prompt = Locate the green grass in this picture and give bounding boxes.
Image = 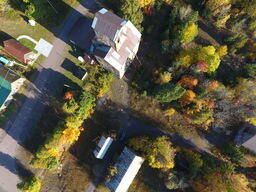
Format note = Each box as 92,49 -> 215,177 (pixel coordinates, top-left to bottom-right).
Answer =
18,39 -> 37,53
64,70 -> 83,87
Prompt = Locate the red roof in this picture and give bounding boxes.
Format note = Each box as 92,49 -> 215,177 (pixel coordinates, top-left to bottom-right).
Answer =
3,39 -> 32,63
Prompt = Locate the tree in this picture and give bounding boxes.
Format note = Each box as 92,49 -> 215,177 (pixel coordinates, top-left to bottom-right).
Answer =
184,150 -> 203,178
190,107 -> 213,124
180,23 -> 198,43
242,0 -> 256,17
129,136 -> 176,169
153,83 -> 186,103
178,76 -> 199,89
180,90 -> 196,106
17,176 -> 41,192
176,46 -> 221,73
216,45 -> 228,57
205,0 -> 231,11
221,143 -> 244,164
225,33 -> 248,53
22,0 -> 51,20
245,63 -> 256,77
62,98 -> 79,114
155,72 -> 172,85
61,126 -> 84,145
119,0 -> 144,32
136,0 -> 156,7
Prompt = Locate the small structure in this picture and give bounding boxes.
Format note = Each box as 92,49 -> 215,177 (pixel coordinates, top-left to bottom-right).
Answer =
3,39 -> 36,64
105,147 -> 144,192
235,123 -> 256,154
91,8 -> 141,79
34,38 -> 53,57
0,64 -> 23,110
94,136 -> 113,159
83,53 -> 95,65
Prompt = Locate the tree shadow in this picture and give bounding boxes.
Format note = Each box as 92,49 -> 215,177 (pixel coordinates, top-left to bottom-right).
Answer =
3,66 -> 80,153
0,31 -> 14,47
0,151 -> 32,178
8,0 -> 100,46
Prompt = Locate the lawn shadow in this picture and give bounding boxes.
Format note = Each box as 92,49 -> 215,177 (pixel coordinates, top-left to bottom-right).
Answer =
8,0 -> 100,47
0,31 -> 14,46
4,66 -> 80,153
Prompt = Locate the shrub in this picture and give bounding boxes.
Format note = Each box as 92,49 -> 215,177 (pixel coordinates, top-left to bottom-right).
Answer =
180,23 -> 199,43
225,33 -> 248,53
221,143 -> 245,164
153,83 -> 186,103
190,107 -> 213,124
17,176 -> 41,192
245,63 -> 256,77
216,45 -> 228,57
184,150 -> 203,178
129,136 -> 176,169
119,0 -> 144,32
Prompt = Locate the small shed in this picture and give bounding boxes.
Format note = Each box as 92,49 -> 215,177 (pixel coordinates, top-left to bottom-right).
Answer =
3,39 -> 36,64
105,147 -> 144,192
94,136 -> 113,159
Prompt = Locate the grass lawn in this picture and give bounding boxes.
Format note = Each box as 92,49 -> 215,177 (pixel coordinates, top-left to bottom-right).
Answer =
18,38 -> 37,53
0,81 -> 27,129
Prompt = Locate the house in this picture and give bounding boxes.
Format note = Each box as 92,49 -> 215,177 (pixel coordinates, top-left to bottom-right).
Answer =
91,8 -> 141,78
105,147 -> 144,192
3,39 -> 36,64
94,136 -> 113,159
234,123 -> 256,154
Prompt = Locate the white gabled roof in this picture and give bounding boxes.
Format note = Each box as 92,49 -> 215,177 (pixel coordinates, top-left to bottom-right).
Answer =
106,147 -> 144,192
94,136 -> 113,159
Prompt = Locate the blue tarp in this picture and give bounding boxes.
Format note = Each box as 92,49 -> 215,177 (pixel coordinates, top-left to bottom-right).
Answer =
0,57 -> 10,65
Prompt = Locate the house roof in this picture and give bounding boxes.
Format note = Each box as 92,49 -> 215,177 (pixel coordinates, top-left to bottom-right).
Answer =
93,20 -> 141,69
235,123 -> 256,153
92,8 -> 125,41
243,135 -> 256,153
3,39 -> 32,63
105,147 -> 144,192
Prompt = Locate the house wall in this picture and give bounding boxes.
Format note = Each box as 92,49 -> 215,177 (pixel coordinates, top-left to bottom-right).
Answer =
95,56 -> 122,78
95,31 -> 115,49
24,52 -> 36,64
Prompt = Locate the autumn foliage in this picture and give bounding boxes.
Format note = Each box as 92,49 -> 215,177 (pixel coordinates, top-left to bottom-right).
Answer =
178,76 -> 199,89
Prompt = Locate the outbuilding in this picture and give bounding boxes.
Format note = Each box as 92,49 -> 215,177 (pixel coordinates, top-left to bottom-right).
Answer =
3,39 -> 36,64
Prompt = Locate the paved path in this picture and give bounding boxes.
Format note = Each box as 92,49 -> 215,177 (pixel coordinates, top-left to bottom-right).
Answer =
0,1 -> 97,191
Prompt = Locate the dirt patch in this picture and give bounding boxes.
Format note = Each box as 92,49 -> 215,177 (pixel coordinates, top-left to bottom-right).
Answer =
41,152 -> 92,192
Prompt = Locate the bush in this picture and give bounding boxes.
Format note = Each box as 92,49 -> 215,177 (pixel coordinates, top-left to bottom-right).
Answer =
225,33 -> 248,53
129,136 -> 176,169
245,63 -> 256,77
184,150 -> 203,178
153,83 -> 186,103
190,107 -> 213,124
180,23 -> 199,43
17,176 -> 41,192
221,143 -> 245,164
119,0 -> 144,32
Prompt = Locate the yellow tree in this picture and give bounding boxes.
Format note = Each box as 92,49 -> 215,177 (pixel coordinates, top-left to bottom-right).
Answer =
136,0 -> 156,7
180,90 -> 196,106
181,23 -> 199,43
129,136 -> 176,169
61,126 -> 84,145
155,72 -> 172,85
